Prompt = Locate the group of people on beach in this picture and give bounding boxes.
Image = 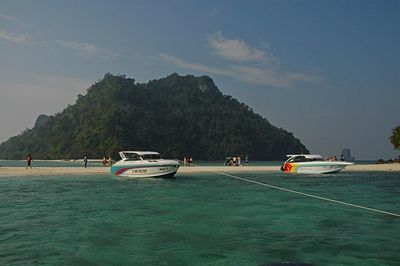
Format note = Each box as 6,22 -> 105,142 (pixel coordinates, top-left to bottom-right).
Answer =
24,153 -> 254,169
182,156 -> 193,166
326,156 -> 338,161
102,156 -> 113,167
224,155 -> 249,166
224,156 -> 241,166
84,155 -> 113,168
25,154 -> 114,169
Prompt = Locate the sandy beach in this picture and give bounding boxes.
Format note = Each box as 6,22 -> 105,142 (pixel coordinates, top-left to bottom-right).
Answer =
1,163 -> 399,177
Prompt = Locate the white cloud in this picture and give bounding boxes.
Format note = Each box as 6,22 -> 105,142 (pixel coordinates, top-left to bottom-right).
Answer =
56,40 -> 120,57
161,31 -> 319,88
209,31 -> 279,65
159,53 -> 230,76
0,14 -> 22,24
160,53 -> 315,88
0,14 -> 119,59
0,31 -> 119,59
230,65 -> 318,87
160,52 -> 318,88
0,30 -> 30,44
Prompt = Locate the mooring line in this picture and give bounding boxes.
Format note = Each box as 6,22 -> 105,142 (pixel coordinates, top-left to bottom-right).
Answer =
211,171 -> 400,218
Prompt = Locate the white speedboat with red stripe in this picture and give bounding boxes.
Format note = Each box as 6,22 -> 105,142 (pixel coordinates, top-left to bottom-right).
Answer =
111,151 -> 180,178
280,154 -> 353,174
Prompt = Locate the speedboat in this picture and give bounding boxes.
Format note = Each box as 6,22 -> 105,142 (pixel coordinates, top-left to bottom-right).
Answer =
111,151 -> 180,178
281,154 -> 353,174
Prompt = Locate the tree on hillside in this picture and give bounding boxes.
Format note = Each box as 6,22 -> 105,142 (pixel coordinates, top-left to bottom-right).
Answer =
0,73 -> 308,160
390,126 -> 400,151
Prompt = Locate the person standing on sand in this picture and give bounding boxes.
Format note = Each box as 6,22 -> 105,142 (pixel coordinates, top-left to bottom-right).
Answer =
26,154 -> 33,169
107,157 -> 113,166
26,154 -> 32,169
84,155 -> 88,168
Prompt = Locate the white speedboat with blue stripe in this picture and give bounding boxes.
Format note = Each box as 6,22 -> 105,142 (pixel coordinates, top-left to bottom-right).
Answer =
111,151 -> 180,178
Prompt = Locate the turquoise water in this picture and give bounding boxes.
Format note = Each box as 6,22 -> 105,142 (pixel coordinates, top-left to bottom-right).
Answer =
0,171 -> 399,265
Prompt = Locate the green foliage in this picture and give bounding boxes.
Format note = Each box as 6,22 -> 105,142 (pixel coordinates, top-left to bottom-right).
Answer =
390,126 -> 400,151
0,73 -> 309,160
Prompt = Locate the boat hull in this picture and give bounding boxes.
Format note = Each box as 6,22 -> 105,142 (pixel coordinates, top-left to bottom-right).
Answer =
111,163 -> 180,178
282,161 -> 353,174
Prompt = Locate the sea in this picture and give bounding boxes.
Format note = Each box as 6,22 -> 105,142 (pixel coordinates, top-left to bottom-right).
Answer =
0,161 -> 399,265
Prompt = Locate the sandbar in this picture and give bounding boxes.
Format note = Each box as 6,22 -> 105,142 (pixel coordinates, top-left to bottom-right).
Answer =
0,163 -> 399,177
344,163 -> 400,172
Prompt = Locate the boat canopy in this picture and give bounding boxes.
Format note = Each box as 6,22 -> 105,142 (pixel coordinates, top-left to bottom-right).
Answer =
286,154 -> 324,159
119,151 -> 161,160
285,154 -> 325,163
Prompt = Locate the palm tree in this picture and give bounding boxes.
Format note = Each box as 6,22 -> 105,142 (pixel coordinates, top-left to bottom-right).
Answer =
389,126 -> 400,150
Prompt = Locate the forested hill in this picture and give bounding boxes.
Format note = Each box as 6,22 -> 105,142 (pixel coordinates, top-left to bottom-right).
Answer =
0,73 -> 308,160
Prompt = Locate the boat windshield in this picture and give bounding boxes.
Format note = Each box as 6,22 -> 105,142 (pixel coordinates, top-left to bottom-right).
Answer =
124,153 -> 142,161
141,154 -> 161,160
288,156 -> 325,163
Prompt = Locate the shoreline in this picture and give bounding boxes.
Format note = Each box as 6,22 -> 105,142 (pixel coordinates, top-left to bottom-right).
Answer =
0,163 -> 400,177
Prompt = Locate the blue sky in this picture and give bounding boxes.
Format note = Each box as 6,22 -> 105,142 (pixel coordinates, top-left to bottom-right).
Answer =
0,0 -> 399,159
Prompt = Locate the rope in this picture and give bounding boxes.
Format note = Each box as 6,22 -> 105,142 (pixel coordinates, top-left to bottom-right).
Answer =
210,170 -> 400,218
